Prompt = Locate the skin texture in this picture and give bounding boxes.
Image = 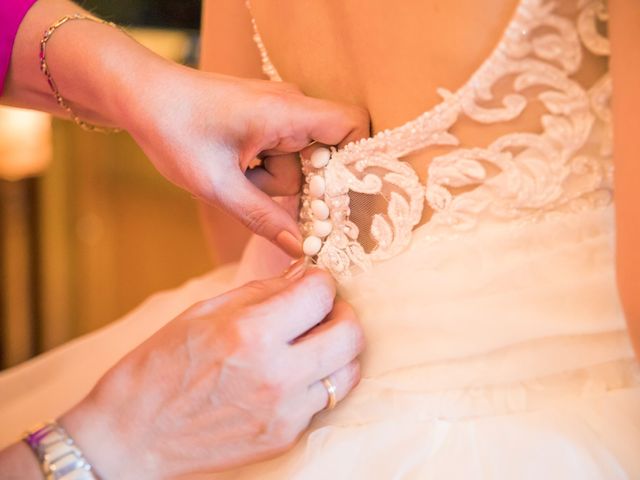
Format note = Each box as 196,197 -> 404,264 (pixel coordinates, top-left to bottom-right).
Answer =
1,0 -> 370,258
202,0 -> 639,354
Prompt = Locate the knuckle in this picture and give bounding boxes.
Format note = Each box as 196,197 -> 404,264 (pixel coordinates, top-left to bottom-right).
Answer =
302,269 -> 337,304
270,426 -> 296,451
257,90 -> 291,114
257,358 -> 291,400
250,327 -> 275,349
183,298 -> 210,317
228,319 -> 253,346
281,82 -> 302,94
339,314 -> 365,354
260,377 -> 287,405
335,299 -> 357,319
242,279 -> 271,297
348,360 -> 362,387
230,314 -> 272,349
353,105 -> 370,124
250,370 -> 290,412
307,267 -> 334,285
242,207 -> 273,235
347,106 -> 371,138
185,294 -> 227,317
271,417 -> 305,450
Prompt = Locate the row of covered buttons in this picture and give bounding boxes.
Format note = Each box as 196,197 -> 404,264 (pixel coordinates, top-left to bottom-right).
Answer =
302,147 -> 332,256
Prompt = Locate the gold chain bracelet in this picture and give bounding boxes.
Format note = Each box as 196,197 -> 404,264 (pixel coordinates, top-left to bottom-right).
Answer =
40,14 -> 122,133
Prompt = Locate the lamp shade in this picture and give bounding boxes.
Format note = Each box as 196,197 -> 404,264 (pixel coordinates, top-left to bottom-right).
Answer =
0,106 -> 52,180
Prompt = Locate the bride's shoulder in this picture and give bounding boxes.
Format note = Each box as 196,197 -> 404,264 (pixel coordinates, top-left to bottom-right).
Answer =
609,0 -> 640,356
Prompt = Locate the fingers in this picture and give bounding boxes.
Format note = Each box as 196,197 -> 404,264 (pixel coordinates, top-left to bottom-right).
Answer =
289,299 -> 365,384
194,258 -> 308,314
299,98 -> 371,149
214,169 -> 303,258
256,96 -> 369,154
196,266 -> 334,340
252,268 -> 337,341
246,153 -> 303,196
306,360 -> 361,415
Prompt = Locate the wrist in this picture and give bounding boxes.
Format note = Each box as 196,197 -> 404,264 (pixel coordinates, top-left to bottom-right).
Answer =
54,20 -> 174,131
116,59 -> 187,139
58,395 -> 142,480
5,0 -> 176,131
0,441 -> 42,480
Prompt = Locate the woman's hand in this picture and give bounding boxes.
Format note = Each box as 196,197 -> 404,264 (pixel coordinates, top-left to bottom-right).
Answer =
58,266 -> 364,478
122,66 -> 369,257
3,0 -> 370,257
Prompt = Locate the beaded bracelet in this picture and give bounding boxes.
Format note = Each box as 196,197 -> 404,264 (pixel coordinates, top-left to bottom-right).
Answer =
40,14 -> 121,133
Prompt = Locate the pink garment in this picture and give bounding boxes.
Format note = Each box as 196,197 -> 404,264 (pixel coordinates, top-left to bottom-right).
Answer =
1,0 -> 38,95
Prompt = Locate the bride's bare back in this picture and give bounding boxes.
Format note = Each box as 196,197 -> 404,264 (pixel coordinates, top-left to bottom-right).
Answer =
242,1 -> 518,131
203,1 -> 609,134
203,1 -> 526,142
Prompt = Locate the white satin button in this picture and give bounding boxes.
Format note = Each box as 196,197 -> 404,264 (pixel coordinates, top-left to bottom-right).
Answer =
303,236 -> 322,256
310,147 -> 331,169
309,176 -> 326,198
313,219 -> 333,237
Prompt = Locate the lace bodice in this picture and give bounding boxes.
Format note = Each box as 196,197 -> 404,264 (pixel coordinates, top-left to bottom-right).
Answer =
248,0 -> 612,280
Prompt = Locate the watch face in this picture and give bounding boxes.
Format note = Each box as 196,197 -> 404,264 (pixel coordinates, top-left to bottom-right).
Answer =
78,0 -> 202,30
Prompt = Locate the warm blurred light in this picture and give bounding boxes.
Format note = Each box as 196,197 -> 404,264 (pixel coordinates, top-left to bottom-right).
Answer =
129,28 -> 193,63
0,106 -> 52,181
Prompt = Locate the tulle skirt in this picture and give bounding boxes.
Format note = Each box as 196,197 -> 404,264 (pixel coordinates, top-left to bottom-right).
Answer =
1,206 -> 638,478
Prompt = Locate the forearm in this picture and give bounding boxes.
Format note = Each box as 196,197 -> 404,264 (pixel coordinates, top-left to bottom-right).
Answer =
610,0 -> 640,358
1,0 -> 175,129
0,442 -> 42,480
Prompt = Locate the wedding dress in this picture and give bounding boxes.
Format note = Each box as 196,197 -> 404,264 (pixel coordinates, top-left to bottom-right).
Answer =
1,0 -> 639,477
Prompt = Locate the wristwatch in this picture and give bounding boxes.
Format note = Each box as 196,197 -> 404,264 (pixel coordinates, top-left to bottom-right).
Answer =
23,422 -> 99,480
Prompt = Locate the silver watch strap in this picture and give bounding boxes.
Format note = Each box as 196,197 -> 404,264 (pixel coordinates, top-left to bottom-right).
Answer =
24,422 -> 99,480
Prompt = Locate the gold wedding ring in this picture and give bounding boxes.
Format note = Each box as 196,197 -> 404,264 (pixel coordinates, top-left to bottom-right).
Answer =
322,377 -> 337,411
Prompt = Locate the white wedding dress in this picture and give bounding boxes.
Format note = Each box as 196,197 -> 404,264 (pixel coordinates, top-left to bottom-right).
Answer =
1,0 -> 639,477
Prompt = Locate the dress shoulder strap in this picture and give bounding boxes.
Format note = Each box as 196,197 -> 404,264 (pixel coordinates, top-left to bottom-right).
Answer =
245,0 -> 282,81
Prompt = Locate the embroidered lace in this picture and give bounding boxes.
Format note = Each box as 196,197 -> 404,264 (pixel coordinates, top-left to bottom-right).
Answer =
249,0 -> 611,280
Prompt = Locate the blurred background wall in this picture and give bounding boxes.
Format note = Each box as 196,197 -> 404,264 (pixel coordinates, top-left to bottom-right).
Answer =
0,0 -> 212,369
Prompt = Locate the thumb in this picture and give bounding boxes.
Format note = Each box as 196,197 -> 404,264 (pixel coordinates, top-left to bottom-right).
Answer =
214,170 -> 303,258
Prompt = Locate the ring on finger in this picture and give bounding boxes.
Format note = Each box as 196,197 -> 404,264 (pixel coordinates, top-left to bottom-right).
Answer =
321,377 -> 337,411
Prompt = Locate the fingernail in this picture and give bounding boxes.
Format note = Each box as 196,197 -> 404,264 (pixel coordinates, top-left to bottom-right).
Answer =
276,230 -> 303,258
284,258 -> 307,280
